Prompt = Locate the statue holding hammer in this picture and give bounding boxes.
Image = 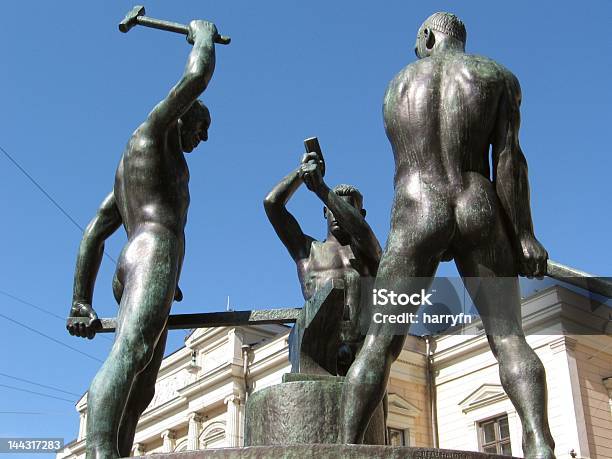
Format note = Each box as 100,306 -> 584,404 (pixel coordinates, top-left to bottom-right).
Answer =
264,141 -> 382,376
66,10 -> 229,458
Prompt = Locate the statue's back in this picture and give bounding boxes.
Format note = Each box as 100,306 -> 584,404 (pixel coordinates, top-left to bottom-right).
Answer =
383,52 -> 514,177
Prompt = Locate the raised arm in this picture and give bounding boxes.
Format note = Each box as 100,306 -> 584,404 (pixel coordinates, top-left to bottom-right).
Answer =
492,72 -> 547,278
143,20 -> 219,133
301,153 -> 382,273
68,191 -> 122,339
263,168 -> 313,262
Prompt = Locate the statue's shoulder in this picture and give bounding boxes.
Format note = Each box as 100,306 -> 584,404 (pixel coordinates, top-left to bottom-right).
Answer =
460,53 -> 519,85
123,124 -> 160,157
384,61 -> 420,95
307,237 -> 323,253
392,60 -> 424,80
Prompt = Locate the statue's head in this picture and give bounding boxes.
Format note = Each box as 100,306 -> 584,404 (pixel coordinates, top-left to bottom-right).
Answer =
179,100 -> 211,153
324,184 -> 366,240
415,12 -> 466,59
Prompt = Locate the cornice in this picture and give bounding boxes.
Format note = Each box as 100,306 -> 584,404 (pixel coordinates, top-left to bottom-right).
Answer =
247,346 -> 290,378
178,362 -> 242,399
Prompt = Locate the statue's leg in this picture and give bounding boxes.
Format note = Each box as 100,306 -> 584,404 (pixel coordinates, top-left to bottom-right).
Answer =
117,327 -> 168,457
454,186 -> 555,458
339,207 -> 446,443
85,230 -> 178,459
339,330 -> 404,444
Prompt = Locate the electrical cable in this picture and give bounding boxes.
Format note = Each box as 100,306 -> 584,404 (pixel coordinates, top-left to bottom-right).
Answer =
0,312 -> 102,363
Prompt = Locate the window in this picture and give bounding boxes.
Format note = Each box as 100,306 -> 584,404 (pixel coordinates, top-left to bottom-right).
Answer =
387,427 -> 409,446
478,415 -> 511,455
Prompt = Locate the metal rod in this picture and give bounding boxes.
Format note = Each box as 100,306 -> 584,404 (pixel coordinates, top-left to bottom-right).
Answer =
547,259 -> 612,298
67,308 -> 301,334
68,263 -> 610,335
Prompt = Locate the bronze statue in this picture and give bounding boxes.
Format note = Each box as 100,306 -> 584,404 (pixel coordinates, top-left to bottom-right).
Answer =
264,147 -> 382,375
66,19 -> 227,459
339,12 -> 556,458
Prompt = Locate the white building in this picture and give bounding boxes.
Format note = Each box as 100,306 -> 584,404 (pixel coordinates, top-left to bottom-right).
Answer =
58,285 -> 612,458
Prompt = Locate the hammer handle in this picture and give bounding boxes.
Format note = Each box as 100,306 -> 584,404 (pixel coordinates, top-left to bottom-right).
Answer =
137,16 -> 187,34
135,16 -> 231,44
547,259 -> 612,298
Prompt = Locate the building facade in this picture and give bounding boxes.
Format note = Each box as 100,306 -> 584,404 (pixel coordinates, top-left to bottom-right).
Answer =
58,285 -> 612,458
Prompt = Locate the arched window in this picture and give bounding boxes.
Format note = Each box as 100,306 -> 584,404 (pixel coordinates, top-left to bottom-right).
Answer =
173,439 -> 188,452
199,421 -> 226,448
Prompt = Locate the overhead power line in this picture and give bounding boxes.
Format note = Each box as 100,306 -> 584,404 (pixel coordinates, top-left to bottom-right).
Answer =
0,371 -> 80,397
0,312 -> 103,363
0,289 -> 64,321
0,289 -> 113,342
0,143 -> 117,264
0,144 -> 85,232
0,383 -> 74,403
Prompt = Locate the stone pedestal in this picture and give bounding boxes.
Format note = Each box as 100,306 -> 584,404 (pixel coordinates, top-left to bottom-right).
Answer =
139,445 -> 515,459
245,374 -> 385,446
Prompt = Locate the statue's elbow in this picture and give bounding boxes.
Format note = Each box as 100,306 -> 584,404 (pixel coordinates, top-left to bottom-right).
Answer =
263,193 -> 277,211
82,215 -> 107,248
82,217 -> 99,239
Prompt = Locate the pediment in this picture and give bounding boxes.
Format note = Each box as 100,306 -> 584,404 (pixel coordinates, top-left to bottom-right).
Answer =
387,393 -> 421,417
458,384 -> 507,413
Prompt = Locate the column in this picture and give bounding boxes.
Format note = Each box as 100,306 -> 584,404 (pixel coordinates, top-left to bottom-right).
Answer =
238,395 -> 246,446
187,412 -> 203,451
161,429 -> 176,453
224,394 -> 242,447
77,412 -> 86,441
549,336 -> 590,458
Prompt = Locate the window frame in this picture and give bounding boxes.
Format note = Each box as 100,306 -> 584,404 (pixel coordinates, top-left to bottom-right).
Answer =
387,427 -> 409,446
477,414 -> 511,455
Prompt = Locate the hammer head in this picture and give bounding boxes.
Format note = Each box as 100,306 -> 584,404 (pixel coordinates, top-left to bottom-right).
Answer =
303,137 -> 325,177
118,5 -> 145,33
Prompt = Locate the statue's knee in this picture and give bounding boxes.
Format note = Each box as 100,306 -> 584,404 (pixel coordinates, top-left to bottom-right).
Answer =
88,376 -> 103,402
115,335 -> 155,372
87,372 -> 114,409
133,344 -> 155,371
496,337 -> 544,377
493,335 -> 526,356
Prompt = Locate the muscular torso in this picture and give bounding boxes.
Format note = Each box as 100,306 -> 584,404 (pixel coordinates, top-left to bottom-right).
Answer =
297,240 -> 373,342
383,52 -> 515,254
384,52 -> 508,198
114,124 -> 189,268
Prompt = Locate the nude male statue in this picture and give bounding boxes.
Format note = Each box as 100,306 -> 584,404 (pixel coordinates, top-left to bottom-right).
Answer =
66,20 -> 225,458
264,151 -> 382,375
339,13 -> 556,458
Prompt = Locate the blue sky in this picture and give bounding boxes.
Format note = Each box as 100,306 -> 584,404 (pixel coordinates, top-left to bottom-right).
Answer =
0,0 -> 610,453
